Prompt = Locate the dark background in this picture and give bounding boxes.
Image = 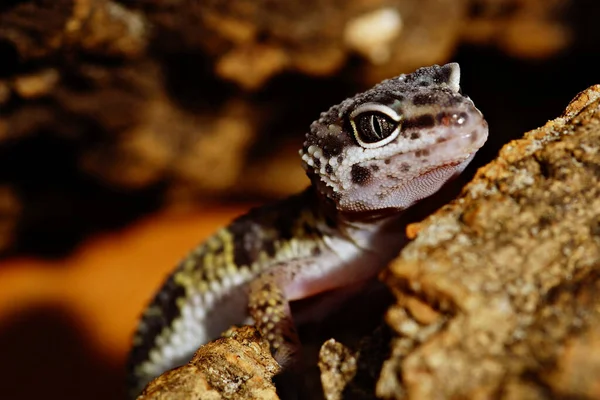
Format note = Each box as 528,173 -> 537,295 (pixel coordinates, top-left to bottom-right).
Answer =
1,0 -> 599,398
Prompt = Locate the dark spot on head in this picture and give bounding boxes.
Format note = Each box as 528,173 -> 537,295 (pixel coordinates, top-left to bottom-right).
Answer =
447,96 -> 463,107
384,159 -> 391,165
325,164 -> 333,174
392,93 -> 405,102
337,155 -> 344,164
412,93 -> 437,106
371,164 -> 379,171
313,158 -> 321,168
410,132 -> 420,140
401,163 -> 410,172
350,165 -> 371,185
321,135 -> 344,158
438,64 -> 452,84
436,136 -> 449,143
418,80 -> 431,87
403,114 -> 435,130
421,149 -> 430,156
312,247 -> 322,256
415,150 -> 422,157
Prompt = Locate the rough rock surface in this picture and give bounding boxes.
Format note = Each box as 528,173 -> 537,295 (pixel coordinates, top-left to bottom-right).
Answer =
318,325 -> 393,400
319,339 -> 358,400
137,326 -> 280,400
377,85 -> 600,399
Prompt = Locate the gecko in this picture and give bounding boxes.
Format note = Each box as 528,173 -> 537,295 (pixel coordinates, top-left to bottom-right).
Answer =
127,63 -> 489,396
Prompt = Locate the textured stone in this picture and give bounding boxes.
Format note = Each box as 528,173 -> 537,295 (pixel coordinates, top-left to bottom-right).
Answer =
378,85 -> 600,399
138,326 -> 280,400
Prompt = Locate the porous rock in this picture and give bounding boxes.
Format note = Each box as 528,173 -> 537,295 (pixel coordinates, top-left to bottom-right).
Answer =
378,85 -> 600,399
138,326 -> 280,400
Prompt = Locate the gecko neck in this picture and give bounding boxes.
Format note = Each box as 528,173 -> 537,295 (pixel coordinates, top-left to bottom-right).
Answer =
304,185 -> 408,260
309,184 -> 406,228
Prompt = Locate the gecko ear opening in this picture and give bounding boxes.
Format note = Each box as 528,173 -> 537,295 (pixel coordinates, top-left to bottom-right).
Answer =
441,63 -> 461,93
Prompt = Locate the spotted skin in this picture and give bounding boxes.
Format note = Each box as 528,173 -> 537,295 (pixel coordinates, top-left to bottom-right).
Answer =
127,63 -> 488,396
128,190 -> 325,394
248,271 -> 300,365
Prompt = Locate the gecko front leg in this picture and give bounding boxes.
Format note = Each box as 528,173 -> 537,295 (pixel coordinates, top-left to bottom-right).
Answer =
248,257 -> 347,367
249,270 -> 302,367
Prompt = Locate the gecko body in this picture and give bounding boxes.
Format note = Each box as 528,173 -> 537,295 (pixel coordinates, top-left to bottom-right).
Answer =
127,63 -> 488,396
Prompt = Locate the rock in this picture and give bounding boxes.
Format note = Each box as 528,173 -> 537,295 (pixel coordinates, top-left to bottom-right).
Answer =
319,339 -> 357,400
318,325 -> 394,400
377,85 -> 600,399
138,326 -> 280,400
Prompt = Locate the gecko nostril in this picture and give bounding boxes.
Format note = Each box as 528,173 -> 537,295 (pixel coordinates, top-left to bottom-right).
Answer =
456,112 -> 469,125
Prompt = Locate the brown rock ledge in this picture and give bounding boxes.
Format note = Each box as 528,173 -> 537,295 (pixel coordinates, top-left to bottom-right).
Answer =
377,85 -> 600,399
138,326 -> 280,400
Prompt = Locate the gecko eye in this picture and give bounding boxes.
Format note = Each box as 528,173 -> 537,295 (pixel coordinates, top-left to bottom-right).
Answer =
349,103 -> 402,148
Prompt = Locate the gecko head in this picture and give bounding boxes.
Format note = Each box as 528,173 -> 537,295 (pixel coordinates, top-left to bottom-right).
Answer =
300,63 -> 488,214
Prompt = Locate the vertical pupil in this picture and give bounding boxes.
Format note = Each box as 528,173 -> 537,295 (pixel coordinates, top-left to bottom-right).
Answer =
353,111 -> 399,144
371,115 -> 382,138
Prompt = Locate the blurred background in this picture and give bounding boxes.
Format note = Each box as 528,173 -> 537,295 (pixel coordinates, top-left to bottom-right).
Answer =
1,0 -> 599,398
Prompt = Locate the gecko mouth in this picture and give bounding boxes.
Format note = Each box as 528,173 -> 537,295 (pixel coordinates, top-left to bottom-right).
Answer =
391,125 -> 488,168
433,126 -> 486,156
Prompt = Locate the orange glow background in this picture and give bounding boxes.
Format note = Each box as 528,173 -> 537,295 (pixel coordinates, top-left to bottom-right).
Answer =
0,206 -> 251,399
